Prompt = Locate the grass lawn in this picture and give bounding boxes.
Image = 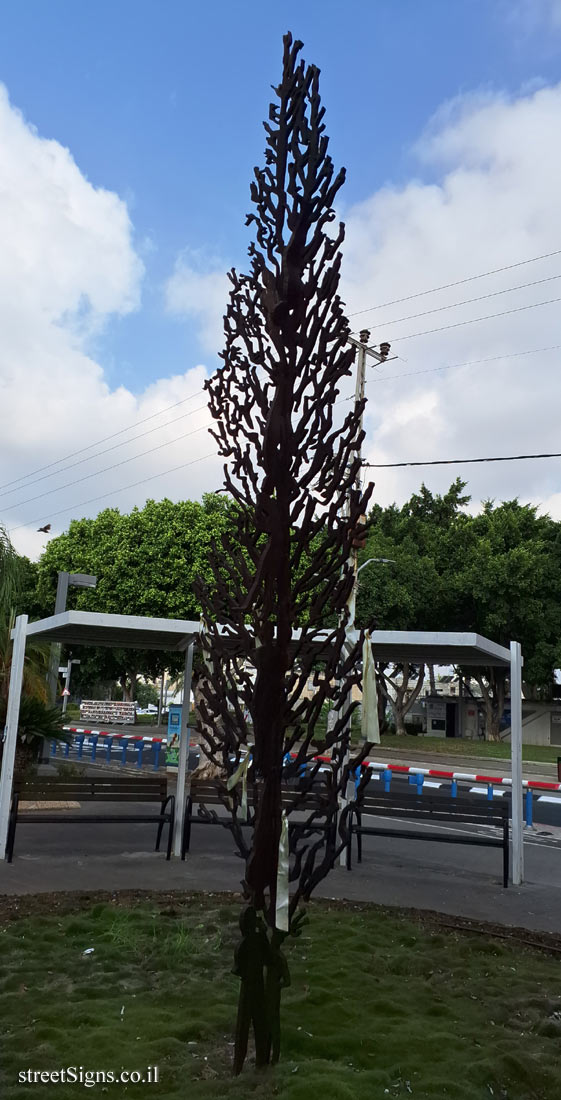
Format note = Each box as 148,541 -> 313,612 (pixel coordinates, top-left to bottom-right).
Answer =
379,734 -> 561,765
1,894 -> 561,1100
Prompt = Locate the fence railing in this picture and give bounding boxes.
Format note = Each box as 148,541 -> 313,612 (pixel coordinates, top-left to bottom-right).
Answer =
52,731 -> 559,826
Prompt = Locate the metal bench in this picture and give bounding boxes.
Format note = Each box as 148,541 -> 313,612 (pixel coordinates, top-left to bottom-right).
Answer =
182,774 -> 335,859
7,775 -> 175,862
346,786 -> 510,887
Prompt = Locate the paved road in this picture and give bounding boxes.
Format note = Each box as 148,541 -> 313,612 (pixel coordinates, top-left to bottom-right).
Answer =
2,802 -> 561,933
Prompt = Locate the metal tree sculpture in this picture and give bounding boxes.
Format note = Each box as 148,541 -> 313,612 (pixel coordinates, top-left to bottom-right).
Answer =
195,32 -> 374,1072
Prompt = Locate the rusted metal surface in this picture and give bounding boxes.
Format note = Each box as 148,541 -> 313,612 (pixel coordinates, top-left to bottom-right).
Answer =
194,32 -> 376,1069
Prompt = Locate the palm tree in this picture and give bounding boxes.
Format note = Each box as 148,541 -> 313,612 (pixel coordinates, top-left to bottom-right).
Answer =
0,523 -> 20,613
0,523 -> 68,774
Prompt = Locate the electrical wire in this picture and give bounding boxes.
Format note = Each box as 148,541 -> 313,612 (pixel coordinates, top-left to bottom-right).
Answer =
368,344 -> 561,384
363,452 -> 561,469
385,294 -> 561,343
5,422 -> 214,512
0,403 -> 210,503
366,272 -> 561,330
348,246 -> 561,319
8,451 -> 220,534
6,395 -> 353,520
0,386 -> 206,494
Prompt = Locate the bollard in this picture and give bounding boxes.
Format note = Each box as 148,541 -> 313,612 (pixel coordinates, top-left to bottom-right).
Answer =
525,787 -> 533,828
90,735 -> 99,762
64,739 -> 71,757
416,773 -> 424,795
50,741 -> 57,756
354,765 -> 361,794
135,740 -> 144,768
487,783 -> 493,801
153,741 -> 162,771
76,735 -> 85,759
120,738 -> 129,765
408,774 -> 416,786
105,736 -> 114,763
383,768 -> 392,793
451,779 -> 457,798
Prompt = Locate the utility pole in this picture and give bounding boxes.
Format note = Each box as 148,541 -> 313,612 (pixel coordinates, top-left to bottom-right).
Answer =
338,330 -> 391,862
345,330 -> 392,629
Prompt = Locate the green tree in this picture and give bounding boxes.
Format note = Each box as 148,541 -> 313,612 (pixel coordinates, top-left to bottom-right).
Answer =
357,484 -> 561,740
454,499 -> 561,738
33,494 -> 238,698
0,523 -> 67,774
356,481 -> 470,734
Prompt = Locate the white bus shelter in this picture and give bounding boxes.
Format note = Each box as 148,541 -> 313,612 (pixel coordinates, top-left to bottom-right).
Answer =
0,613 -> 523,883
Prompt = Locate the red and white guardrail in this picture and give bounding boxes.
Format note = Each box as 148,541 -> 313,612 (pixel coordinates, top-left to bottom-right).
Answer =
62,727 -> 561,793
363,760 -> 561,792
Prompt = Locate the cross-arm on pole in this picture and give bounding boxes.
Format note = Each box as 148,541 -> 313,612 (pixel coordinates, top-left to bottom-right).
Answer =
0,614 -> 28,860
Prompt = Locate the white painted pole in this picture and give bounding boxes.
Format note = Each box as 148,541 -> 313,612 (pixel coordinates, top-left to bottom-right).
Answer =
510,640 -> 524,885
0,614 -> 28,860
173,640 -> 194,857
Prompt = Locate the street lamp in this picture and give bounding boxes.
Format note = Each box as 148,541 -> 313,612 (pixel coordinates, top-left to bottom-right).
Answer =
43,572 -> 97,761
47,572 -> 97,704
60,658 -> 81,715
356,557 -> 396,577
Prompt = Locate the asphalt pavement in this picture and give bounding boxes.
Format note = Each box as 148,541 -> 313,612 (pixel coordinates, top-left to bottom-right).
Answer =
2,783 -> 561,933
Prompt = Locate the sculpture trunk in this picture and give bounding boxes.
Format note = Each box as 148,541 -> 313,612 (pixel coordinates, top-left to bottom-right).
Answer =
195,32 -> 376,1074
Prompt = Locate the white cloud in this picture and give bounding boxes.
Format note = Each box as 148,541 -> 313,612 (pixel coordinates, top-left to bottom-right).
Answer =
165,251 -> 229,355
340,79 -> 561,522
508,0 -> 561,32
0,85 -> 220,559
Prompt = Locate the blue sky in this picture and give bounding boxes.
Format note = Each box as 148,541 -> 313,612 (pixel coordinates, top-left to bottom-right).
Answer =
1,0 -> 556,390
2,0 -> 561,554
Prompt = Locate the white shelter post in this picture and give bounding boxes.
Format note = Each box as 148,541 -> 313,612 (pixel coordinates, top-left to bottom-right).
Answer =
510,640 -> 523,885
173,640 -> 194,858
0,614 -> 28,860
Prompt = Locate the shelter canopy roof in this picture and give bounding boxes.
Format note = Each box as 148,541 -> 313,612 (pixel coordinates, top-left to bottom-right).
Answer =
17,614 -> 512,667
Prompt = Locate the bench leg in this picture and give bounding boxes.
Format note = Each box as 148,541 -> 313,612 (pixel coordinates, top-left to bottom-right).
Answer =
166,796 -> 175,861
155,797 -> 169,852
346,810 -> 353,871
356,812 -> 363,864
182,797 -> 193,860
155,796 -> 174,859
503,819 -> 509,888
6,794 -> 19,864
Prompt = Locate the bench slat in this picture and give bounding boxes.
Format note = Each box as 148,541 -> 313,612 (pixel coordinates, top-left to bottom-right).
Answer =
17,813 -> 171,824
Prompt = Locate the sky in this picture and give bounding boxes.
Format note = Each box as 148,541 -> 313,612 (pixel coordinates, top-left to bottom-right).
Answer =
2,0 -> 561,557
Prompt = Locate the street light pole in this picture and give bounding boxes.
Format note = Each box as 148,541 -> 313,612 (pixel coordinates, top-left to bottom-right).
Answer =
61,658 -> 80,716
47,572 -> 97,705
43,572 -> 97,762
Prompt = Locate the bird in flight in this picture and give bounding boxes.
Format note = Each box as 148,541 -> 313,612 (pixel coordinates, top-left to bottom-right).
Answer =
37,524 -> 51,533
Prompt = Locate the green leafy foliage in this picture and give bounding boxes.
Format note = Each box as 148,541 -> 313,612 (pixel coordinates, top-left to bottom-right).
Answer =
31,495 -> 239,694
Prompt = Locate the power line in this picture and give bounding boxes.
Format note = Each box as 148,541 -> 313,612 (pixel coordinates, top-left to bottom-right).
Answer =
369,272 -> 561,330
5,422 -> 214,512
5,394 -> 353,519
363,452 -> 561,469
348,247 -> 561,320
8,451 -> 220,534
368,344 -> 561,384
386,294 -> 561,343
0,386 -> 206,494
0,402 -> 209,504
